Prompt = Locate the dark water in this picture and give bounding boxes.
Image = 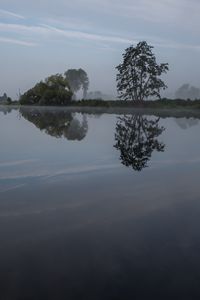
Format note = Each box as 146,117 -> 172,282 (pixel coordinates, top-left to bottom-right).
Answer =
1,106 -> 200,299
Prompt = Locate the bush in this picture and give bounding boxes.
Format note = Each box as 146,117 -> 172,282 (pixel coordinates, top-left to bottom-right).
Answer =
20,74 -> 73,106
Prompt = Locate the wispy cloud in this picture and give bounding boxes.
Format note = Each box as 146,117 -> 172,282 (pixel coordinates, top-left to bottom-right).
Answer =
0,22 -> 132,44
74,0 -> 200,26
43,17 -> 92,31
41,24 -> 133,44
0,37 -> 37,47
0,22 -> 49,35
0,9 -> 25,19
0,21 -> 200,51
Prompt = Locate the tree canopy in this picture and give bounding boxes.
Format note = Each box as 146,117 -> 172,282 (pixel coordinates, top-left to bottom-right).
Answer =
19,74 -> 72,105
116,41 -> 169,101
65,69 -> 89,100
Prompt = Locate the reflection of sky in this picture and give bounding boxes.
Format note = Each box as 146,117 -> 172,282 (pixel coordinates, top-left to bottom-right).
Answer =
1,108 -> 200,193
1,108 -> 200,299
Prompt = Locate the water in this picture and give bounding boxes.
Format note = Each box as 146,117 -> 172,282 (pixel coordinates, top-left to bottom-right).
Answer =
1,106 -> 200,299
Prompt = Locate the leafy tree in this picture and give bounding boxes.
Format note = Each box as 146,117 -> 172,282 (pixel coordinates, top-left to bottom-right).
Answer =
114,115 -> 165,171
20,74 -> 72,105
65,68 -> 89,99
116,41 -> 169,101
6,97 -> 12,104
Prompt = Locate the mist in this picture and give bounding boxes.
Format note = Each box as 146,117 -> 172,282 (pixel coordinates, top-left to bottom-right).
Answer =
1,0 -> 200,99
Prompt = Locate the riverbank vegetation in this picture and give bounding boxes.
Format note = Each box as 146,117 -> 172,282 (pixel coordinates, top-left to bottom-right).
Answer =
2,98 -> 200,113
2,42 -> 200,110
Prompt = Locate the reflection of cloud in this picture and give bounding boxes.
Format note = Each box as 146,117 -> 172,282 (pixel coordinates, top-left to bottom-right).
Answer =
45,164 -> 120,179
0,159 -> 39,167
151,157 -> 200,167
0,163 -> 120,181
0,184 -> 26,193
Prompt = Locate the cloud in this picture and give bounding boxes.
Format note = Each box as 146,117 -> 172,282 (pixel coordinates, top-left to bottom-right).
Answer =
42,17 -> 92,31
0,1 -> 200,50
0,36 -> 37,46
72,0 -> 200,25
0,1 -> 199,31
0,9 -> 25,19
1,21 -> 200,51
41,24 -> 133,44
0,22 -> 133,44
0,22 -> 49,35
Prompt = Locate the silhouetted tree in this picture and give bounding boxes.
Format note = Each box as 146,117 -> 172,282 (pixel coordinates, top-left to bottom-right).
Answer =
116,41 -> 169,101
20,108 -> 88,141
114,115 -> 165,171
65,69 -> 89,100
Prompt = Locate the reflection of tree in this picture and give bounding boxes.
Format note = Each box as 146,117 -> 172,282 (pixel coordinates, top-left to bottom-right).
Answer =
175,118 -> 199,130
0,106 -> 17,115
114,115 -> 165,171
20,108 -> 88,141
65,115 -> 88,140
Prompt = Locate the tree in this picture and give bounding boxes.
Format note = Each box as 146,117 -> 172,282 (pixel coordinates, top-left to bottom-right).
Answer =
65,69 -> 89,100
6,97 -> 12,104
114,115 -> 165,171
0,93 -> 8,103
116,41 -> 169,101
19,74 -> 72,105
175,84 -> 200,100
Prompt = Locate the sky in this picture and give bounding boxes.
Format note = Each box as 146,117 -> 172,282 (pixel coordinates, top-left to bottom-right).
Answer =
1,0 -> 200,99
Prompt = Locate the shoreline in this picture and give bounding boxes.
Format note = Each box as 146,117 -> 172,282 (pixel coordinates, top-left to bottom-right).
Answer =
2,103 -> 200,118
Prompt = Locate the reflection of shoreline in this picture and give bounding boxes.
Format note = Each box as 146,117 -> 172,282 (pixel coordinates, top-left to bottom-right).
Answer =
20,108 -> 88,141
3,104 -> 200,119
114,115 -> 165,171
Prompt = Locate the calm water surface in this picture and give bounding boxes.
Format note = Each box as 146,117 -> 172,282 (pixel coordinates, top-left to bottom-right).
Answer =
0,106 -> 200,299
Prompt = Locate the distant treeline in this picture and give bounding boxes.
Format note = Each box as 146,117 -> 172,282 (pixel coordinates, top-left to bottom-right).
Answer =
175,84 -> 200,100
65,99 -> 200,109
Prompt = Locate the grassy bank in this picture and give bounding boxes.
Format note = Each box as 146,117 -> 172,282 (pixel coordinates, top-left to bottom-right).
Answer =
68,99 -> 200,109
3,101 -> 200,120
3,99 -> 200,109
